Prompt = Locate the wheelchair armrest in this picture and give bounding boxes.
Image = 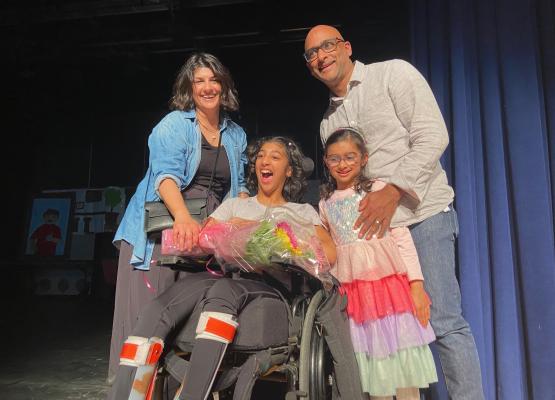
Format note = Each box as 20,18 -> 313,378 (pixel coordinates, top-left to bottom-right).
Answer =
157,254 -> 215,273
273,262 -> 309,277
269,259 -> 339,291
269,257 -> 330,278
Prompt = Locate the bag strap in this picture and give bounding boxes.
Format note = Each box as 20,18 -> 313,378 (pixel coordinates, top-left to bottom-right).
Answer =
205,132 -> 223,197
182,129 -> 222,202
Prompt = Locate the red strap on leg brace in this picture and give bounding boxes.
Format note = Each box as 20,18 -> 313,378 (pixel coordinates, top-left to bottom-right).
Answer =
205,317 -> 237,342
120,342 -> 139,361
146,342 -> 163,364
120,339 -> 163,366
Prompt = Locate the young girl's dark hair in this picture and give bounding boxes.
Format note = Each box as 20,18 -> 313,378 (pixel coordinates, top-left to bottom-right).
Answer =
246,136 -> 308,202
320,128 -> 373,200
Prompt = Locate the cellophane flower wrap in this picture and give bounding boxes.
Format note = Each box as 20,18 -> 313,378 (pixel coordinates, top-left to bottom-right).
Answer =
199,207 -> 333,284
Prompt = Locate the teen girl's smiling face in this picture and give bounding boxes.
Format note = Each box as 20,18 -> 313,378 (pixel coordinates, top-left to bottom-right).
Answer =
325,139 -> 368,190
255,141 -> 292,199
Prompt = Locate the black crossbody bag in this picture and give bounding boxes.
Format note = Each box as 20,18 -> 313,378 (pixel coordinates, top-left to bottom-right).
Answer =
144,134 -> 222,234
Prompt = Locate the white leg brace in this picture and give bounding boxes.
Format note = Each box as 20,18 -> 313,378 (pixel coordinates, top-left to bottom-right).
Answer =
173,312 -> 238,400
119,336 -> 164,400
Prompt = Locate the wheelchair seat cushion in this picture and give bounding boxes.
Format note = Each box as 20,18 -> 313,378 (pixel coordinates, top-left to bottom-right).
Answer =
175,296 -> 289,351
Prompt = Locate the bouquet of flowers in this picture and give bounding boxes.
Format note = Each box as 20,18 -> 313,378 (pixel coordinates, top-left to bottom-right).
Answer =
207,207 -> 332,283
161,208 -> 332,283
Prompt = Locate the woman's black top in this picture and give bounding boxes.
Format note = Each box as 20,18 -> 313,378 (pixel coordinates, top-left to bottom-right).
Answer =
188,135 -> 231,201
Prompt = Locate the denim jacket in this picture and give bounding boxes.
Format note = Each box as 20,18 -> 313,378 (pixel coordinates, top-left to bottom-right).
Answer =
114,110 -> 248,270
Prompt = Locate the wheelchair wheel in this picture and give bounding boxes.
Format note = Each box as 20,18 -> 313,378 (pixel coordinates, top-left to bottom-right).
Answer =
308,321 -> 333,400
298,290 -> 321,397
297,290 -> 333,399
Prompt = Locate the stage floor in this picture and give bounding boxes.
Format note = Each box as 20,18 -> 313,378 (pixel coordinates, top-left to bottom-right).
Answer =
0,282 -> 286,399
1,294 -> 111,399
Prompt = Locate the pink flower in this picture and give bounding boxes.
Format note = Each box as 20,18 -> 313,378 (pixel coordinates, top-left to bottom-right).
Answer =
276,221 -> 299,249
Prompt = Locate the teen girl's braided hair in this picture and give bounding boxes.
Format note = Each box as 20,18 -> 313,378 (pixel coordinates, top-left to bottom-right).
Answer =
246,136 -> 308,203
320,127 -> 373,200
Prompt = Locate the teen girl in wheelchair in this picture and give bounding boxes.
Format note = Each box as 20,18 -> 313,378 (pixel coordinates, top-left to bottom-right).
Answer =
107,136 -> 365,400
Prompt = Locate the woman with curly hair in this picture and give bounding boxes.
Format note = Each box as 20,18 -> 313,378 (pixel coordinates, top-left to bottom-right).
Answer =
107,136 -> 336,400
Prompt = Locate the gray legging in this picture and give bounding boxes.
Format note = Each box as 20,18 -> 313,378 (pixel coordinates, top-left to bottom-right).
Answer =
107,273 -> 281,400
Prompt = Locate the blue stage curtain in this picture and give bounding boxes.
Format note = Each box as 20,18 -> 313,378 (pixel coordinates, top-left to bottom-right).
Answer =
411,0 -> 555,399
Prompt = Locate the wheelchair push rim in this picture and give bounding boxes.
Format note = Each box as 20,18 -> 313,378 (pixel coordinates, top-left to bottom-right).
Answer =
298,290 -> 334,400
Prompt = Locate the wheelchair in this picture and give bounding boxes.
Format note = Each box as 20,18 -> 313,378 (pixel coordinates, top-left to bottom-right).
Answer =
147,253 -> 350,400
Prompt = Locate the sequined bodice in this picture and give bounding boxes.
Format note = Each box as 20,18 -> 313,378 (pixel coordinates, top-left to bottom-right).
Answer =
323,191 -> 365,246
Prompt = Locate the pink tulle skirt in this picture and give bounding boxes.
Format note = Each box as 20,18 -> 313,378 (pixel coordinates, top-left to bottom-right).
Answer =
324,199 -> 438,395
349,312 -> 436,358
340,274 -> 415,324
331,239 -> 409,283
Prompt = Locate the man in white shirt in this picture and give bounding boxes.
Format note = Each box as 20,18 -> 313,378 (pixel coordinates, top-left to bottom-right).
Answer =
304,24 -> 484,400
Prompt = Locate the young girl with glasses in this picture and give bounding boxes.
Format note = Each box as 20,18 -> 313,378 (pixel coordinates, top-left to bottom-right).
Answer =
319,128 -> 438,399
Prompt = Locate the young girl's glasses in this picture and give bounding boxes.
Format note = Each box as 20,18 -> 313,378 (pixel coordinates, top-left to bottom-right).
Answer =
325,153 -> 361,167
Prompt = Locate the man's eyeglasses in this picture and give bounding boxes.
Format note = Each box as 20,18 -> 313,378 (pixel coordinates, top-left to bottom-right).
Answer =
303,38 -> 345,62
325,153 -> 361,167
